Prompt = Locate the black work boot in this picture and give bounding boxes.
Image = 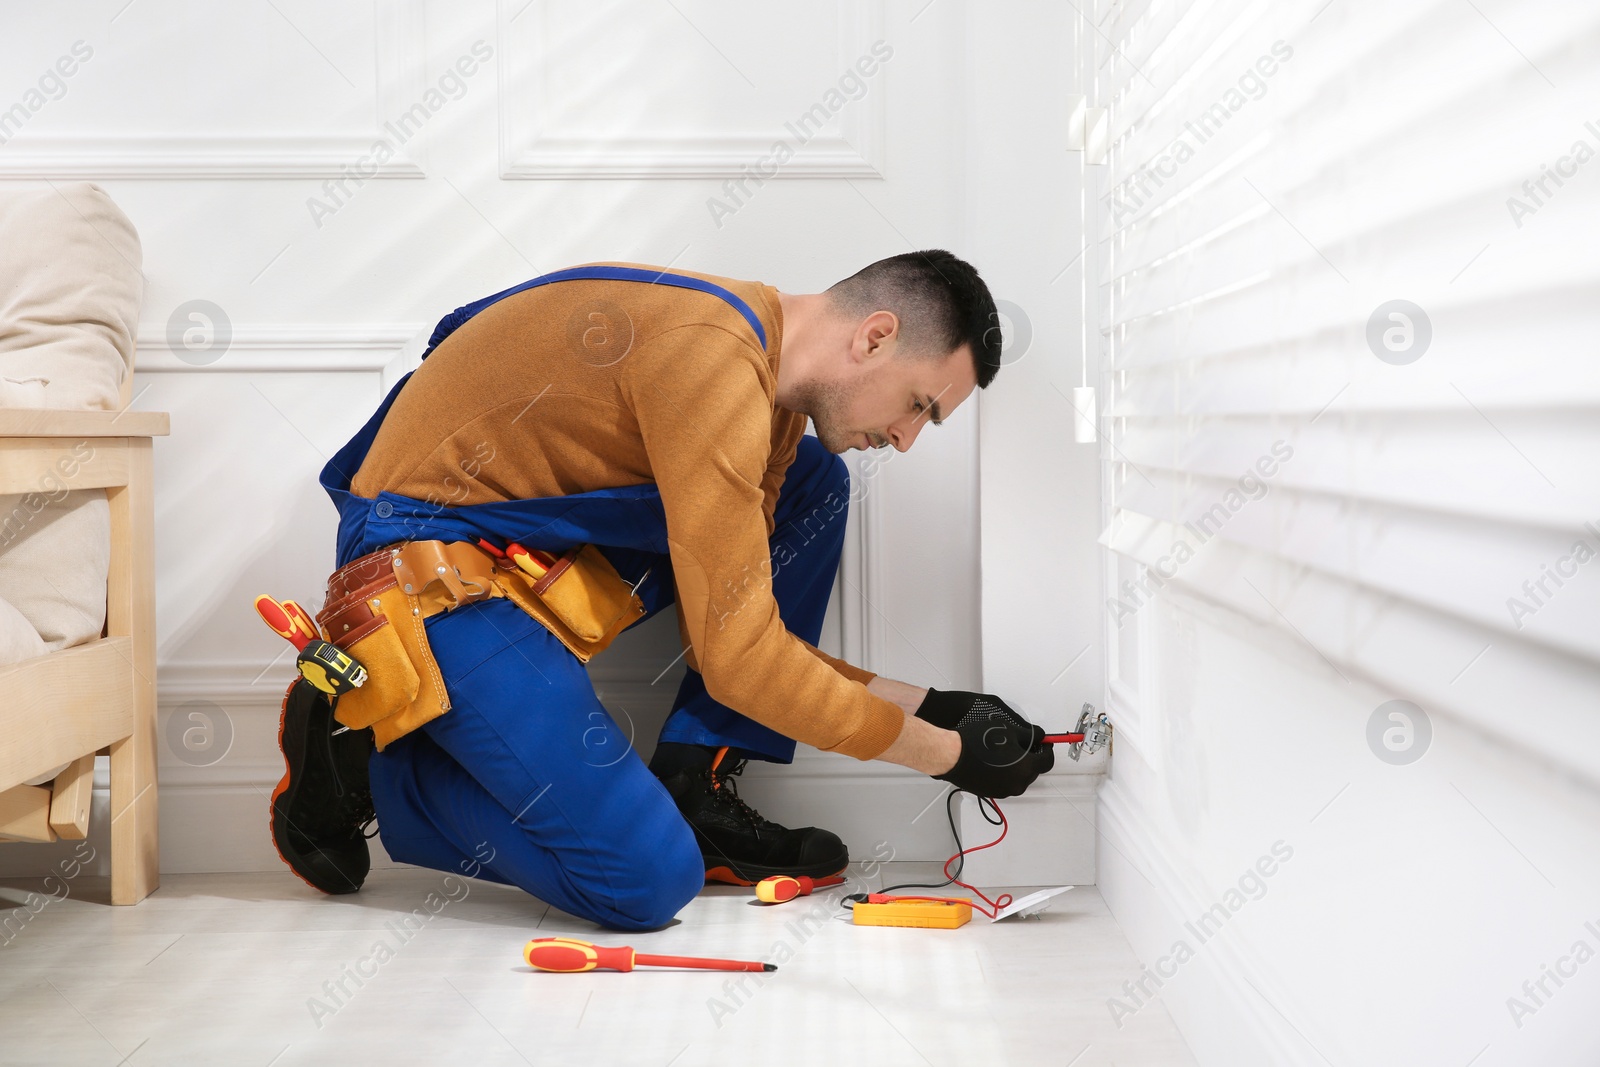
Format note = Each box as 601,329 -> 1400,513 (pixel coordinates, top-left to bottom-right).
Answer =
650,742 -> 849,886
270,678 -> 376,895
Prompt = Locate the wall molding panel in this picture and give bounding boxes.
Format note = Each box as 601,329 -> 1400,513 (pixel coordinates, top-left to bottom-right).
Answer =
0,135 -> 426,181
135,325 -> 427,402
135,324 -> 426,375
836,452 -> 887,676
495,0 -> 886,179
0,3 -> 427,179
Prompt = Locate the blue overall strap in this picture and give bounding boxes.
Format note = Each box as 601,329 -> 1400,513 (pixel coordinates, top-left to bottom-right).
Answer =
422,265 -> 767,358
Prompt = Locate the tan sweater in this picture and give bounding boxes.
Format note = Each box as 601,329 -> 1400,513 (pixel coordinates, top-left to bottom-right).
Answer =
350,265 -> 906,760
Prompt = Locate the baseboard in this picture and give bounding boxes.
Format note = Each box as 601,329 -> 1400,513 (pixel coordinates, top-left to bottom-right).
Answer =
1097,779 -> 1338,1067
5,660 -> 1045,878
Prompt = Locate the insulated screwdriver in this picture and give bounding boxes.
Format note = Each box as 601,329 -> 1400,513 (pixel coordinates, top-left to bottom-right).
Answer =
1044,705 -> 1114,760
522,937 -> 775,974
253,594 -> 368,696
475,538 -> 558,580
754,874 -> 846,904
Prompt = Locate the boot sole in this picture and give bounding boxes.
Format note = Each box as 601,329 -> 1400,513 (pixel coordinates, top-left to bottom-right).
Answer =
269,679 -> 365,895
703,858 -> 850,887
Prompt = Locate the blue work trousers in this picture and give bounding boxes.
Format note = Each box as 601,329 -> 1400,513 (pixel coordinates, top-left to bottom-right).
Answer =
366,435 -> 852,931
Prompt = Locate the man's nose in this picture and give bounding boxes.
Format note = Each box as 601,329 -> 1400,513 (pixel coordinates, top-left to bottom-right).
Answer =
887,416 -> 924,452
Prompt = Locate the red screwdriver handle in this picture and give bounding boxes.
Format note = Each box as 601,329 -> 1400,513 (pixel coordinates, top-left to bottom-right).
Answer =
281,600 -> 320,642
524,937 -> 635,973
254,595 -> 311,650
756,873 -> 848,903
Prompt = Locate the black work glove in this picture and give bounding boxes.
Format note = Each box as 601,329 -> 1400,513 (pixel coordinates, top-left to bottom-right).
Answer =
915,689 -> 1054,799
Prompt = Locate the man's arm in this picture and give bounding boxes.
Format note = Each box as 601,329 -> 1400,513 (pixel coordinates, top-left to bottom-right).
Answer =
866,675 -> 928,714
865,677 -> 960,775
798,637 -> 877,685
875,710 -> 961,775
621,328 -> 906,760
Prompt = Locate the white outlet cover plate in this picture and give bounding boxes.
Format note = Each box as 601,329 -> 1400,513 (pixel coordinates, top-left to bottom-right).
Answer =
991,885 -> 1075,922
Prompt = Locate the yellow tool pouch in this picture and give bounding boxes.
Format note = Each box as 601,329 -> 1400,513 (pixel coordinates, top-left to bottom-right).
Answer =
501,543 -> 645,651
317,540 -> 645,750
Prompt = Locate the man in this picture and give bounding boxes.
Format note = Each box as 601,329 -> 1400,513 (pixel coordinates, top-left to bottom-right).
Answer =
270,251 -> 1053,931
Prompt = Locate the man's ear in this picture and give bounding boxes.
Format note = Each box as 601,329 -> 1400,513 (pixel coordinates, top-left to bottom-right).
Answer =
854,310 -> 899,363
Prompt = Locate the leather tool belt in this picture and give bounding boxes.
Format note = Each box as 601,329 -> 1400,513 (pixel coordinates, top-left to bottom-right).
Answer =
316,539 -> 646,750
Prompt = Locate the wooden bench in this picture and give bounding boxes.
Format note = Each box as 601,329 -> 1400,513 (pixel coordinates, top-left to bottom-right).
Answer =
0,408 -> 169,905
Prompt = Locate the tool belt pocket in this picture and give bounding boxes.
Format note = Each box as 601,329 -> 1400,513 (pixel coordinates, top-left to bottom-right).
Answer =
536,543 -> 642,645
319,586 -> 422,732
316,545 -> 461,748
502,543 -> 646,660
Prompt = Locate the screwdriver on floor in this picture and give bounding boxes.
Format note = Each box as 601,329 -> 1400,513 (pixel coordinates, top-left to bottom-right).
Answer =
523,937 -> 775,974
755,874 -> 846,904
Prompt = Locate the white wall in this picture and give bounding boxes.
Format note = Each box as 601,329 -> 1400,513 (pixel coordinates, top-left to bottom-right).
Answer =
0,0 -> 1046,878
1074,0 -> 1600,1063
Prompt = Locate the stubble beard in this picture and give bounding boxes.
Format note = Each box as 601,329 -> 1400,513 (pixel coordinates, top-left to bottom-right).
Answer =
794,375 -> 861,454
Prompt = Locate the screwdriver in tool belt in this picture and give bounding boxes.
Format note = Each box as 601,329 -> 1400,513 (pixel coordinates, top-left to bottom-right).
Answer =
476,538 -> 558,580
523,937 -> 775,974
253,594 -> 367,696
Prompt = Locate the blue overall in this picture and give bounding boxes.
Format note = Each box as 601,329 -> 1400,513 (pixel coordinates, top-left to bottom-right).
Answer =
318,269 -> 852,930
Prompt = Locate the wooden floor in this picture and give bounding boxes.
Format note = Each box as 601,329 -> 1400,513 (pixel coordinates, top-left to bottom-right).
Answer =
0,864 -> 1196,1066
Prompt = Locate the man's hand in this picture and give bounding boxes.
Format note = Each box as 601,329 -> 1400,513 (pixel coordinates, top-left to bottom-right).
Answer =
869,682 -> 1054,797
935,714 -> 1053,798
914,688 -> 1053,798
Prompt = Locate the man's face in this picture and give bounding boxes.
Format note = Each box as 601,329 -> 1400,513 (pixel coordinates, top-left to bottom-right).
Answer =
804,311 -> 979,455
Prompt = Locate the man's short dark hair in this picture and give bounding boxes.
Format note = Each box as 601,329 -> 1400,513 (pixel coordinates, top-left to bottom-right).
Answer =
826,250 -> 1002,388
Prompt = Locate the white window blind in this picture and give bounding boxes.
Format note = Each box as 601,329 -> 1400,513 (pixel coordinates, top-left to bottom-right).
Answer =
1094,0 -> 1600,779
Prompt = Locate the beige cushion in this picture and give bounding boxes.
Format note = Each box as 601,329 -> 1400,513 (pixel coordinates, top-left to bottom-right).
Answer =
0,583 -> 65,781
0,182 -> 139,408
0,592 -> 48,666
0,181 -> 141,662
0,595 -> 67,785
0,491 -> 111,653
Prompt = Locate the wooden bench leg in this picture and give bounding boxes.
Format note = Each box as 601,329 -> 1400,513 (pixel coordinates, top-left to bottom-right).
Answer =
108,735 -> 156,904
107,439 -> 158,905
